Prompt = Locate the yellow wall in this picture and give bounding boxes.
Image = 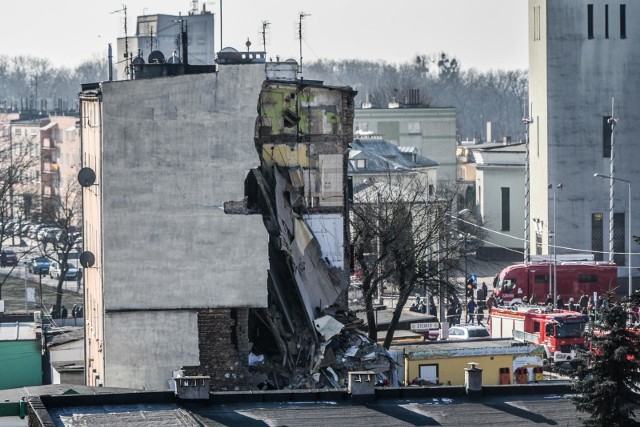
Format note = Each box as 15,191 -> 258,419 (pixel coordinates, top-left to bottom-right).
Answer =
405,355 -> 516,386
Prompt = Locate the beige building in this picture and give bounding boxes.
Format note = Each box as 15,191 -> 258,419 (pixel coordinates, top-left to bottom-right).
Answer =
458,142 -> 526,260
354,107 -> 457,184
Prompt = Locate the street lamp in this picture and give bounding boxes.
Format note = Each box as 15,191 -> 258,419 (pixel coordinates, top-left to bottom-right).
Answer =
594,173 -> 632,297
548,183 -> 562,303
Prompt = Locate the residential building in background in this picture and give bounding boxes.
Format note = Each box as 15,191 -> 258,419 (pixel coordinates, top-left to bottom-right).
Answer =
469,142 -> 526,260
8,115 -> 80,223
354,106 -> 457,184
528,0 -> 639,291
349,134 -> 438,189
116,3 -> 215,80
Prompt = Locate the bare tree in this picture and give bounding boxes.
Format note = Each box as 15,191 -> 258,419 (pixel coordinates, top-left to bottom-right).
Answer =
38,181 -> 81,316
351,173 -> 471,348
0,116 -> 40,299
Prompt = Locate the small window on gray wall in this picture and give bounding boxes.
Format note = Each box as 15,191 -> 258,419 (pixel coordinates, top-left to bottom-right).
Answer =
605,5 -> 609,39
592,213 -> 604,261
620,5 -> 626,39
588,4 -> 594,39
603,116 -> 612,158
501,187 -> 510,231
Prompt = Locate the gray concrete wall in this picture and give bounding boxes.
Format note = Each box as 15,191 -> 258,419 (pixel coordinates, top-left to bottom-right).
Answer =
104,310 -> 199,390
529,1 -> 640,272
100,65 -> 268,310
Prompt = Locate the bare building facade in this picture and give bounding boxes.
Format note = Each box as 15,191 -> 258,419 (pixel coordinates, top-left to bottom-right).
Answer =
528,1 -> 639,290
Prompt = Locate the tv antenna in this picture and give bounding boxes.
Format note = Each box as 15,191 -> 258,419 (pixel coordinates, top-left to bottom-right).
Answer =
298,12 -> 310,75
261,20 -> 270,53
111,5 -> 130,79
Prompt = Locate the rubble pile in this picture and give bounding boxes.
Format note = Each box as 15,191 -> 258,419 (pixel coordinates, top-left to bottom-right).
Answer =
248,305 -> 395,390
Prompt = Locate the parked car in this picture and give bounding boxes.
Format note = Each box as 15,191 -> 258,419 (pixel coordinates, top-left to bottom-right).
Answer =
28,256 -> 52,274
49,260 -> 79,280
0,249 -> 18,267
447,325 -> 490,340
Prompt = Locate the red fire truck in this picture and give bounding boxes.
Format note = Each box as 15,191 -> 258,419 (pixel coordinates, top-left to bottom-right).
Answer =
490,306 -> 588,364
491,261 -> 617,306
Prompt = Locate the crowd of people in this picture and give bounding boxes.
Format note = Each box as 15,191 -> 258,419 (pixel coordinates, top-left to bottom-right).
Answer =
408,278 -> 640,328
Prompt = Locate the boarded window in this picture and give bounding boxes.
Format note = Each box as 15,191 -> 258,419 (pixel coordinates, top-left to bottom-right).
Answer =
620,5 -> 626,39
603,116 -> 612,158
501,187 -> 510,231
419,364 -> 439,384
592,213 -> 604,261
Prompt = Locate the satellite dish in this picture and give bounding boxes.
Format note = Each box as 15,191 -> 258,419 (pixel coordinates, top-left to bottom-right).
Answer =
132,55 -> 145,65
79,251 -> 96,268
77,167 -> 96,187
148,50 -> 166,64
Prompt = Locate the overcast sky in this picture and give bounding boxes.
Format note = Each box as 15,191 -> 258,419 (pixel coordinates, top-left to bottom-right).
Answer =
0,0 -> 528,72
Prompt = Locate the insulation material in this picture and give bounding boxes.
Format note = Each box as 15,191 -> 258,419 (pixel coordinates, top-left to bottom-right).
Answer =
303,213 -> 344,269
313,315 -> 344,341
261,143 -> 309,167
319,154 -> 343,207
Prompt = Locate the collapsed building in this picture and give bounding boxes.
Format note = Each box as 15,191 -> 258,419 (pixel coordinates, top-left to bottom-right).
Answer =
79,48 -> 393,391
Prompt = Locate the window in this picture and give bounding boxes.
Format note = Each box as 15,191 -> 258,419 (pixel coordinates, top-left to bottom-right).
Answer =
501,187 -> 510,231
356,122 -> 369,132
419,364 -> 439,384
15,128 -> 22,136
592,213 -> 604,261
605,5 -> 609,39
408,121 -> 421,135
578,274 -> 598,283
588,4 -> 594,39
603,116 -> 612,158
534,275 -> 550,283
356,159 -> 366,169
620,5 -> 626,39
533,6 -> 537,41
533,321 -> 540,333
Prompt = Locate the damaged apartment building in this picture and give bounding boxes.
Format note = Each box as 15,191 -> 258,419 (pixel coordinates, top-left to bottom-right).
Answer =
78,48 -> 393,392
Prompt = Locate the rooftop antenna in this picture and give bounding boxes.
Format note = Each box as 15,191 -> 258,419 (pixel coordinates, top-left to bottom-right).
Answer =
111,5 -> 130,79
298,12 -> 310,76
261,20 -> 270,53
219,0 -> 223,52
148,25 -> 155,52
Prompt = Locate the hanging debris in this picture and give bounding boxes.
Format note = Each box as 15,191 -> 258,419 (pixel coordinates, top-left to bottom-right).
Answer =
225,78 -> 394,389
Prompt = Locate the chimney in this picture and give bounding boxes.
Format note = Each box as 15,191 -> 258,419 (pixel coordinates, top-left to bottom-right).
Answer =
464,362 -> 483,398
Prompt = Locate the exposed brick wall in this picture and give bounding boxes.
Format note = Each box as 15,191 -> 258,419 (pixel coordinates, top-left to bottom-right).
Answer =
183,308 -> 252,391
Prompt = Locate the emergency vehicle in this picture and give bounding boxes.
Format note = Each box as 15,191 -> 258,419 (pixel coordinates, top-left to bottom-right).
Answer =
492,261 -> 617,306
490,305 -> 588,364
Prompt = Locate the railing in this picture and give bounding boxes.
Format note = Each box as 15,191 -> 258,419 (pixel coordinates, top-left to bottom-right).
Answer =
512,329 -> 540,344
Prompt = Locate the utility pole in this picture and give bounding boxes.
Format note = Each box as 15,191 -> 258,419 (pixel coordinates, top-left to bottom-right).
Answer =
523,103 -> 533,264
608,98 -> 617,263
